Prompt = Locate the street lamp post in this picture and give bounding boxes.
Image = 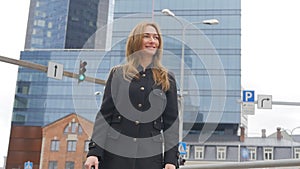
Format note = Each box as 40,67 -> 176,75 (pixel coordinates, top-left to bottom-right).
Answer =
162,9 -> 219,141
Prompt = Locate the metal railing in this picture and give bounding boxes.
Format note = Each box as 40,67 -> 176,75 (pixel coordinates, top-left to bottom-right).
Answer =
181,159 -> 300,169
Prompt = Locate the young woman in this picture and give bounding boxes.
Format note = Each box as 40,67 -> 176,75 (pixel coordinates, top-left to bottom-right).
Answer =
85,22 -> 179,169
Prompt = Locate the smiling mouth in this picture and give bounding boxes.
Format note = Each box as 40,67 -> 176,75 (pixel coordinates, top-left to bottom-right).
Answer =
145,46 -> 156,49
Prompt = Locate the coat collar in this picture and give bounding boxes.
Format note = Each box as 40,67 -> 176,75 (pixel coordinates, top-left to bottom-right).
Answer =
137,63 -> 154,72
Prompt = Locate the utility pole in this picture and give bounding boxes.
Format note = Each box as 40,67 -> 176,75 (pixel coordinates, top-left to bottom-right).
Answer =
0,55 -> 106,85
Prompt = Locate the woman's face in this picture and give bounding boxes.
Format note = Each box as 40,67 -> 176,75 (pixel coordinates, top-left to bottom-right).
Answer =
141,25 -> 160,56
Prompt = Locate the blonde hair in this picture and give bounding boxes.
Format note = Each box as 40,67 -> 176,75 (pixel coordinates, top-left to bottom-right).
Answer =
123,22 -> 170,91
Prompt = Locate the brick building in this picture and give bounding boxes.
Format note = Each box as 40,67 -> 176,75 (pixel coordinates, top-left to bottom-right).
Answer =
40,113 -> 93,169
6,126 -> 42,169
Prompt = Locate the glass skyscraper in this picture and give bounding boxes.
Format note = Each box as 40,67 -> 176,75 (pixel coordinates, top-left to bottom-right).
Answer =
12,0 -> 241,140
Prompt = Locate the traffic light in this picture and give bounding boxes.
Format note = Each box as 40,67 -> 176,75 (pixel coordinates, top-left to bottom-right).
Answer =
78,60 -> 87,83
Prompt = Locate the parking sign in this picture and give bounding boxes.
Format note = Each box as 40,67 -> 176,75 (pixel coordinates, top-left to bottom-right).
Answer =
243,90 -> 255,102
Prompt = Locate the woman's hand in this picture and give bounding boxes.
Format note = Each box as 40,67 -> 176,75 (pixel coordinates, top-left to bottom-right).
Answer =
84,156 -> 99,169
165,163 -> 176,169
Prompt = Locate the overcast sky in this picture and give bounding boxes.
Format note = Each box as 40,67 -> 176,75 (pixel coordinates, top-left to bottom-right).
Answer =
1,0 -> 300,167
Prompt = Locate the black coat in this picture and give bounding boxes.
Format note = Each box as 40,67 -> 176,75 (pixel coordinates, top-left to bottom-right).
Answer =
87,65 -> 179,169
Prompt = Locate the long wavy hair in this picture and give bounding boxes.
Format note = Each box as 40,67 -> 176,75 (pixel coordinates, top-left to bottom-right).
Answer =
123,22 -> 170,91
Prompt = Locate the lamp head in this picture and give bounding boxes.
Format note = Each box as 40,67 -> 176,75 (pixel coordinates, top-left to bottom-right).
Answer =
161,9 -> 175,17
202,19 -> 219,25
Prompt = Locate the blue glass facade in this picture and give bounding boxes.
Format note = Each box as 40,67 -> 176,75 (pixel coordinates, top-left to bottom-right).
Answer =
25,0 -> 100,49
13,50 -> 109,125
12,0 -> 241,138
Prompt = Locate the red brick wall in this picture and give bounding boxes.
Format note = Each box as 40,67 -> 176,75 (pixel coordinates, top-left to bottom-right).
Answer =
6,126 -> 42,169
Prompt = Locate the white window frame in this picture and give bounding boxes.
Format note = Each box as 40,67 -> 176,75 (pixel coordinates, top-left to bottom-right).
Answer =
67,140 -> 77,152
71,122 -> 77,133
217,146 -> 226,160
48,161 -> 57,169
248,147 -> 257,160
50,140 -> 60,151
182,145 -> 190,159
263,147 -> 273,160
294,148 -> 300,159
65,161 -> 74,169
194,146 -> 204,160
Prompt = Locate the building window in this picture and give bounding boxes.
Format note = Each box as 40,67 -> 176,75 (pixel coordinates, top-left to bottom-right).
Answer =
48,161 -> 57,169
248,147 -> 257,160
71,122 -> 77,133
84,140 -> 89,152
78,125 -> 83,134
37,19 -> 45,27
32,38 -> 43,45
67,140 -> 77,152
182,145 -> 190,159
17,85 -> 29,94
50,140 -> 60,151
14,114 -> 26,122
64,124 -> 70,134
194,146 -> 204,159
64,122 -> 82,134
217,146 -> 226,160
47,31 -> 51,38
65,161 -> 74,169
264,147 -> 273,160
294,148 -> 300,159
48,22 -> 53,28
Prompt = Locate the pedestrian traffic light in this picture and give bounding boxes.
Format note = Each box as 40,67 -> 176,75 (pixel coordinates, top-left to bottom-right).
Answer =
78,60 -> 87,83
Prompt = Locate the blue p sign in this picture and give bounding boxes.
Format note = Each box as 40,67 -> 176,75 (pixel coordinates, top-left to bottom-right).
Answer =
243,90 -> 254,102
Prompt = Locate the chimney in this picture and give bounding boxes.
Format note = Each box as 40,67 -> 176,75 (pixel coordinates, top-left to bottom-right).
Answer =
262,129 -> 266,138
277,127 -> 282,140
240,126 -> 245,142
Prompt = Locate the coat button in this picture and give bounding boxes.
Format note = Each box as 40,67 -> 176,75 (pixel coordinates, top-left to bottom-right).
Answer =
140,86 -> 145,91
135,121 -> 140,125
133,138 -> 137,142
138,103 -> 142,107
142,73 -> 146,77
